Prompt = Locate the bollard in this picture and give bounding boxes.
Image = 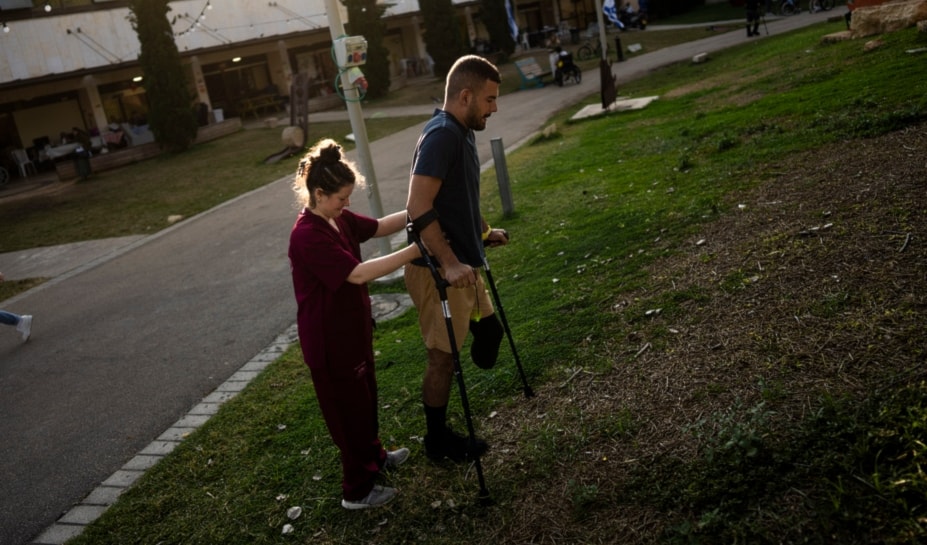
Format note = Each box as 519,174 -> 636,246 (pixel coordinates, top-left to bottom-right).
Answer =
490,137 -> 514,217
615,36 -> 625,62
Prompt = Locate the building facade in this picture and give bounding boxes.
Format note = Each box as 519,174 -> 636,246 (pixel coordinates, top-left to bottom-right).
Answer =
0,0 -> 600,175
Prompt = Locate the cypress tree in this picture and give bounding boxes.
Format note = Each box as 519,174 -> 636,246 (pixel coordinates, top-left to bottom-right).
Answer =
127,0 -> 198,153
343,0 -> 391,100
419,0 -> 465,78
479,0 -> 516,56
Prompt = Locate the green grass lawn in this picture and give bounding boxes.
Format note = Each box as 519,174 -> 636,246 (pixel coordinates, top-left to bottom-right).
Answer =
0,116 -> 428,254
65,18 -> 927,545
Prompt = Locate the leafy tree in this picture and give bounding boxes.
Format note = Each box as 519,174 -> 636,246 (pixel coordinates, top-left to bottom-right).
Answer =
127,0 -> 198,153
419,0 -> 466,78
479,0 -> 516,56
647,0 -> 706,20
342,0 -> 391,99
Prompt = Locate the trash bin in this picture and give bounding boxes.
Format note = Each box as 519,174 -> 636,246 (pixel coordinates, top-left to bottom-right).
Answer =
196,102 -> 209,127
74,147 -> 92,180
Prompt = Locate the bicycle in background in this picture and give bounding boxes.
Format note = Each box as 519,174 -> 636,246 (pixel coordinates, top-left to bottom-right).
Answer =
808,0 -> 836,12
576,38 -> 605,61
781,0 -> 835,14
779,0 -> 801,15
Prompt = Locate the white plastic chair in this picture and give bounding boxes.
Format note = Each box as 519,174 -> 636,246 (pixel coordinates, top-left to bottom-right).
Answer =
11,148 -> 36,177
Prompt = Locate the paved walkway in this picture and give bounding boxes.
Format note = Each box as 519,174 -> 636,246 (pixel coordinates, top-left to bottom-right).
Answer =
0,11 -> 842,545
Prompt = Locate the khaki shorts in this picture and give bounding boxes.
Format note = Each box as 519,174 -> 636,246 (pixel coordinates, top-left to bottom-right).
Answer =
404,263 -> 494,353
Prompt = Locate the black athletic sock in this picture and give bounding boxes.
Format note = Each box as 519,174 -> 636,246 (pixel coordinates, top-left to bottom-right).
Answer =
424,403 -> 447,438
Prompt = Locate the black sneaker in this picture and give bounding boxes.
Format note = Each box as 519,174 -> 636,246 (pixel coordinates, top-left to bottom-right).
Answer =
425,427 -> 488,463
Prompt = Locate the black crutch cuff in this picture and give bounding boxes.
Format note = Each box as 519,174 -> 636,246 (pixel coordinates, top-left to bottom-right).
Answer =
408,208 -> 439,235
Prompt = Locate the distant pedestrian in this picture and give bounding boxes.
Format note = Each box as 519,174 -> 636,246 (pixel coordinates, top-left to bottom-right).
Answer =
746,0 -> 762,37
288,138 -> 421,510
0,273 -> 32,341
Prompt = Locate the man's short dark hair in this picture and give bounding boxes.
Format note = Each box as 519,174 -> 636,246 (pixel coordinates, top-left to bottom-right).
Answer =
446,55 -> 501,98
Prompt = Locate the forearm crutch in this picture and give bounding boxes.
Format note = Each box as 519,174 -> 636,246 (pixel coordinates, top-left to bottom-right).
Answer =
481,252 -> 534,398
406,222 -> 490,500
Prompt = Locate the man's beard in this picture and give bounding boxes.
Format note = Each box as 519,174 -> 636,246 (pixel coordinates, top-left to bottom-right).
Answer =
466,103 -> 488,131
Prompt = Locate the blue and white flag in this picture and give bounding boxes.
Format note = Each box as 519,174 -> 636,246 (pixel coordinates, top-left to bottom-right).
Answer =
603,0 -> 625,29
505,0 -> 519,42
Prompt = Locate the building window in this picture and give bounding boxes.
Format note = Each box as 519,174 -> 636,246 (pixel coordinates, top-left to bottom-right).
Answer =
202,55 -> 274,116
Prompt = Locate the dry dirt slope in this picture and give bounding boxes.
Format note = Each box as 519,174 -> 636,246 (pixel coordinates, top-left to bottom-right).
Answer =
482,121 -> 926,543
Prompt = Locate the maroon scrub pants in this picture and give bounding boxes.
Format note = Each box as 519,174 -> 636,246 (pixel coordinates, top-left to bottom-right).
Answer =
309,359 -> 387,501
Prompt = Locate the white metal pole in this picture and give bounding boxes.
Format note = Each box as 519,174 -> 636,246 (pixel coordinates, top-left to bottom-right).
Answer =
594,0 -> 608,62
323,0 -> 390,258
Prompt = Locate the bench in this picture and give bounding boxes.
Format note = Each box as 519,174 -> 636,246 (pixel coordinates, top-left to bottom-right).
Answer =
54,118 -> 242,181
514,57 -> 552,89
238,94 -> 285,119
120,123 -> 155,147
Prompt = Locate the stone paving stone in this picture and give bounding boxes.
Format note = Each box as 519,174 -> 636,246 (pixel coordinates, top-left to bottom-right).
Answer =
122,454 -> 163,471
203,390 -> 238,404
215,380 -> 247,393
83,485 -> 125,506
102,469 -> 144,488
140,440 -> 180,456
188,402 -> 222,416
33,523 -> 84,545
173,414 -> 211,428
157,428 -> 190,442
249,352 -> 280,362
59,505 -> 107,525
241,359 -> 272,371
227,370 -> 260,382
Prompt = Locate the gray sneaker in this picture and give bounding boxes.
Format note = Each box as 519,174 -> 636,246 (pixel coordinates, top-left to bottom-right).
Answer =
17,315 -> 32,341
341,485 -> 397,510
384,447 -> 410,470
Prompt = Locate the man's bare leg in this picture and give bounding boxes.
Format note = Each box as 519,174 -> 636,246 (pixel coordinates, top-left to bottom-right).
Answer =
422,348 -> 488,462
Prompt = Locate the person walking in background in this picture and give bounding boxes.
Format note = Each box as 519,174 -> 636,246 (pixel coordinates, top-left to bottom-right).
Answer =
288,138 -> 421,510
0,273 -> 32,342
746,0 -> 762,37
405,55 -> 510,464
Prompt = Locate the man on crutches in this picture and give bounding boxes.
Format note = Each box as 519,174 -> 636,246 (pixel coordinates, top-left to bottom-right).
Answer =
405,55 -> 510,466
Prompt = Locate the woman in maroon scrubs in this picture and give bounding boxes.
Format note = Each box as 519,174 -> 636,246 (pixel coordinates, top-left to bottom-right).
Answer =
288,138 -> 420,509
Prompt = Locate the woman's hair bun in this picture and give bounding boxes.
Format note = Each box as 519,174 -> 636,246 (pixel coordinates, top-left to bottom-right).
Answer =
317,142 -> 342,165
